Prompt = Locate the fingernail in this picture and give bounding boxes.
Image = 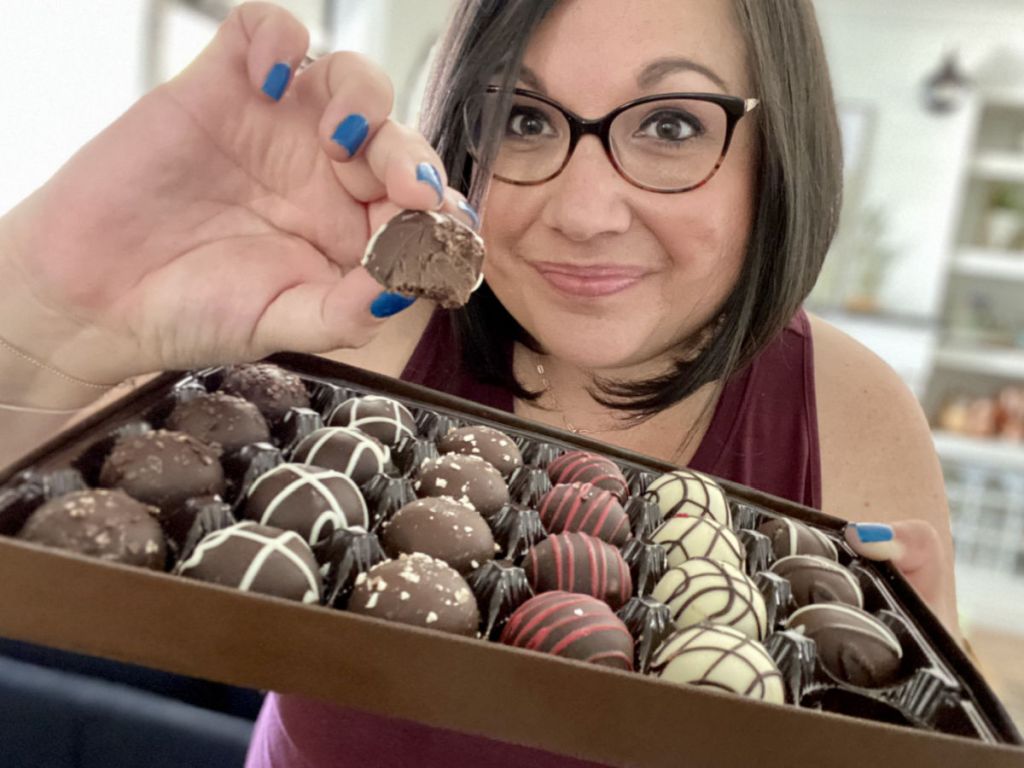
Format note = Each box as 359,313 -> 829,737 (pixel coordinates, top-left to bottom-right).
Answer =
262,62 -> 292,102
331,114 -> 369,158
457,199 -> 480,230
416,162 -> 445,207
848,523 -> 894,544
370,291 -> 416,318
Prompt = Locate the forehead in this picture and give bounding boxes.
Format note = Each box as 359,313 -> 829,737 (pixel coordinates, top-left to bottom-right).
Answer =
521,0 -> 750,109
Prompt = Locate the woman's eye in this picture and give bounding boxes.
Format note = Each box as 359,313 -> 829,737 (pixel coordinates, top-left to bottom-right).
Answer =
507,109 -> 554,138
638,111 -> 700,142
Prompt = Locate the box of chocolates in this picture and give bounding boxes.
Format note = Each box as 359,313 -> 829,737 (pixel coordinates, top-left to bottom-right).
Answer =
0,353 -> 1021,768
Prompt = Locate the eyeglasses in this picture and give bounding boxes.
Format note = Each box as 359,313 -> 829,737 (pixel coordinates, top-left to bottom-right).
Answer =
463,86 -> 759,194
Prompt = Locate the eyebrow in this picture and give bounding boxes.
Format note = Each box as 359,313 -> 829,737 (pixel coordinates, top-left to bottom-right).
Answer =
637,57 -> 730,92
517,65 -> 545,92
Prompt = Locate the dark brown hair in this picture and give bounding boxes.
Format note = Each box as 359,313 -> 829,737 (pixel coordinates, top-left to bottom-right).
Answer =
419,0 -> 843,421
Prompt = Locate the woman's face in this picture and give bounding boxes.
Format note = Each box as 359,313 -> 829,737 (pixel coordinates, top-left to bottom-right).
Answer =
480,0 -> 757,373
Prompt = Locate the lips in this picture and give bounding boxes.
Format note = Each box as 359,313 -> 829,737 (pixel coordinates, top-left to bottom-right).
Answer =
531,262 -> 650,298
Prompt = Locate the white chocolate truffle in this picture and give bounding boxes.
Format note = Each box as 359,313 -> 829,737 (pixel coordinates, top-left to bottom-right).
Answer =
653,557 -> 768,640
652,514 -> 745,570
642,469 -> 730,527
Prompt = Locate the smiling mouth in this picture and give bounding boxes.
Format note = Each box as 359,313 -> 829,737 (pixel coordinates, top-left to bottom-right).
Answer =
530,262 -> 650,298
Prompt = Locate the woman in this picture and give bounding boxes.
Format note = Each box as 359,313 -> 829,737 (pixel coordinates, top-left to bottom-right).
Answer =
0,1 -> 958,765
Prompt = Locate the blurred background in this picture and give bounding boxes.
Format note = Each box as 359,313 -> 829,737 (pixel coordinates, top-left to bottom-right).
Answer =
1,0 -> 1023,762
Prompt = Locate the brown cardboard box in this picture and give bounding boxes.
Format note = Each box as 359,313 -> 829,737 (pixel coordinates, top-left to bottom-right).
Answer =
1,355 -> 1022,768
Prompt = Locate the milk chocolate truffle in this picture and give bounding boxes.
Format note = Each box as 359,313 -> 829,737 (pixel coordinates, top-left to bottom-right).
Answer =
416,454 -> 509,517
165,392 -> 270,454
770,555 -> 864,609
18,489 -> 165,570
500,591 -> 634,670
653,557 -> 768,640
220,363 -> 310,422
524,532 -> 632,609
382,498 -> 496,574
98,429 -> 225,515
757,517 -> 838,561
547,451 -> 628,502
361,210 -> 485,309
243,463 -> 369,545
650,625 -> 785,704
786,603 -> 903,688
437,425 -> 523,478
326,395 -> 416,448
175,522 -> 321,604
652,514 -> 745,570
291,427 -> 390,486
348,553 -> 479,636
642,469 -> 730,527
537,482 -> 630,547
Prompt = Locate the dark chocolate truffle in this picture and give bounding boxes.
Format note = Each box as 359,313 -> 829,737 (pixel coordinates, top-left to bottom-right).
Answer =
653,557 -> 768,640
770,555 -> 863,609
757,517 -> 838,561
291,426 -> 390,486
165,392 -> 270,453
98,429 -> 225,515
382,497 -> 497,574
652,514 -> 745,569
537,482 -> 630,546
326,396 -> 416,448
243,463 -> 369,545
18,489 -> 165,570
415,454 -> 509,517
547,451 -> 628,502
642,469 -> 731,527
361,210 -> 485,309
500,591 -> 634,670
524,532 -> 632,609
348,553 -> 479,636
437,425 -> 523,479
220,363 -> 310,422
175,521 -> 321,603
786,603 -> 903,688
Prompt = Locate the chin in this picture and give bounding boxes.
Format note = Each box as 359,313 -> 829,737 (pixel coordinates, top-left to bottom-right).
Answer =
531,321 -> 663,373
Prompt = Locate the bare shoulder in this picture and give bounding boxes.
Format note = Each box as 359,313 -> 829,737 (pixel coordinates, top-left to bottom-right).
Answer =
319,298 -> 435,378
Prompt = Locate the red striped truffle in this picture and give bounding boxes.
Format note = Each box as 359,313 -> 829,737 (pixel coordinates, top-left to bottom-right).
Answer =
537,482 -> 631,546
524,532 -> 633,609
547,451 -> 628,502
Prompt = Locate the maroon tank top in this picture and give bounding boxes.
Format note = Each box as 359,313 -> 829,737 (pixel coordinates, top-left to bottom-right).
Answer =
246,310 -> 821,768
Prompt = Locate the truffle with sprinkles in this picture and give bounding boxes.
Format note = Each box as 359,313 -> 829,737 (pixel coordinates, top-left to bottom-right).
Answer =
437,425 -> 523,478
415,454 -> 509,517
382,497 -> 497,574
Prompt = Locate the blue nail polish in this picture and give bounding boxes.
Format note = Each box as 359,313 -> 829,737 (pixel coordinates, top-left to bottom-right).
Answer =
851,523 -> 894,544
370,291 -> 416,318
457,199 -> 480,229
332,114 -> 369,157
261,62 -> 292,102
416,162 -> 445,206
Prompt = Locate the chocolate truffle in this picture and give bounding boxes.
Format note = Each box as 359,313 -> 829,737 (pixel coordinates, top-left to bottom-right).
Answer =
786,603 -> 903,688
537,482 -> 630,547
326,395 -> 416,448
382,497 -> 497,574
220,363 -> 310,422
547,451 -> 628,502
291,426 -> 390,486
175,522 -> 321,604
653,557 -> 768,640
361,210 -> 485,309
18,489 -> 165,570
500,591 -> 634,670
757,517 -> 838,561
415,454 -> 509,517
770,555 -> 864,609
348,553 -> 479,636
165,392 -> 270,453
524,532 -> 632,609
437,425 -> 523,478
652,514 -> 745,570
650,625 -> 785,704
642,469 -> 730,527
243,463 -> 369,545
98,429 -> 225,515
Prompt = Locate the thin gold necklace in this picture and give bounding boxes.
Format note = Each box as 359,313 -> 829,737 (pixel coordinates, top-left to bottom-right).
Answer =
530,350 -> 612,436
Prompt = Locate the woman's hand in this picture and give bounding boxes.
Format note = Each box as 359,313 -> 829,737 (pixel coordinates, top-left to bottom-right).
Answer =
0,2 -> 469,392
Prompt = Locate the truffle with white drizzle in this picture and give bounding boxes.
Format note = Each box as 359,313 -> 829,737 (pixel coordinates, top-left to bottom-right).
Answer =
326,396 -> 416,449
291,426 -> 390,486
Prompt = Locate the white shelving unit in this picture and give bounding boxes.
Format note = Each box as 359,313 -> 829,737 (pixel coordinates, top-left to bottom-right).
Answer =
952,248 -> 1024,281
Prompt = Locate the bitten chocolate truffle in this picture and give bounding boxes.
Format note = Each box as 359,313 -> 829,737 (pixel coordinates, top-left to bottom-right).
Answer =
416,454 -> 509,517
500,591 -> 634,670
326,396 -> 416,448
653,557 -> 768,640
243,463 -> 369,545
220,363 -> 310,422
537,482 -> 630,547
361,210 -> 485,309
757,517 -> 838,561
547,451 -> 628,502
524,532 -> 632,609
165,392 -> 270,453
382,498 -> 497,574
652,514 -> 745,570
175,522 -> 321,604
770,555 -> 864,609
437,425 -> 523,478
642,469 -> 730,527
291,427 -> 390,486
348,553 -> 479,636
18,489 -> 165,570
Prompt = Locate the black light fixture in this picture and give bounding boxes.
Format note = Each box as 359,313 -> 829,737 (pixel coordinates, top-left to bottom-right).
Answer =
923,51 -> 971,115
